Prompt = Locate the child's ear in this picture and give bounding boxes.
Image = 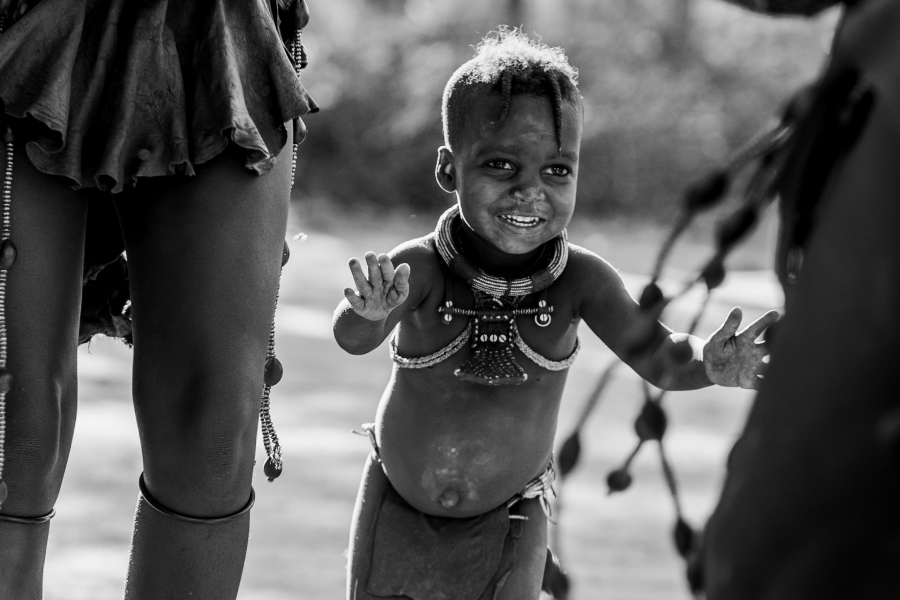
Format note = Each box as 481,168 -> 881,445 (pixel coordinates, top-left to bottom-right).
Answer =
435,147 -> 457,193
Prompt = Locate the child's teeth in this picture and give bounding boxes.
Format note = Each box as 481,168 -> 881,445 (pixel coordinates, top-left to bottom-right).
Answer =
502,215 -> 539,227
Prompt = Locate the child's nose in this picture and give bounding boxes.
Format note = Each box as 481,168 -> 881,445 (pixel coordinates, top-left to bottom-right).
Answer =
513,185 -> 545,203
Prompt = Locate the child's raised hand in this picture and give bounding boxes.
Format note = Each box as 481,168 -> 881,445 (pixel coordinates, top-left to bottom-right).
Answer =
703,307 -> 779,390
344,252 -> 411,321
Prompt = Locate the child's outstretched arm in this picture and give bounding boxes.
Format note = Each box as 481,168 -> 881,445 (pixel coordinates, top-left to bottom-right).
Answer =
573,248 -> 776,391
333,251 -> 412,355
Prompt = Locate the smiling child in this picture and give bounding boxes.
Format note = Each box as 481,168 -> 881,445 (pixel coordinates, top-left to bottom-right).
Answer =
333,28 -> 776,600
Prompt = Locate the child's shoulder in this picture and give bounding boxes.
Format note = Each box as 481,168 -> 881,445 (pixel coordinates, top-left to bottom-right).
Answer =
564,242 -> 624,288
391,232 -> 444,278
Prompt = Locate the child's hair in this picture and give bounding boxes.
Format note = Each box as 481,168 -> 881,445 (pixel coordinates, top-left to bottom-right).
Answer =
441,27 -> 580,151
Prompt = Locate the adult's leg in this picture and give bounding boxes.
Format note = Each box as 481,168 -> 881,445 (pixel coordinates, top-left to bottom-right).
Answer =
0,136 -> 88,599
116,132 -> 292,599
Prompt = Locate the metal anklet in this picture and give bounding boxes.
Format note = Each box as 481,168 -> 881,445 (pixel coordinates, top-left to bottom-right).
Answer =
138,474 -> 255,524
0,508 -> 56,525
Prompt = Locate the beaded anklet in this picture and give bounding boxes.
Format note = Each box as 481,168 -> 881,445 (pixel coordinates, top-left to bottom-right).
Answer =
138,473 -> 255,524
433,205 -> 569,385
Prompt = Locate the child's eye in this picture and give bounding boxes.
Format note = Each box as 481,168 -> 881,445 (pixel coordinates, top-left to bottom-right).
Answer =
544,165 -> 572,177
486,160 -> 514,171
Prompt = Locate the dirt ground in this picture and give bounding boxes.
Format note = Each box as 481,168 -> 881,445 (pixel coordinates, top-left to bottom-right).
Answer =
42,202 -> 783,599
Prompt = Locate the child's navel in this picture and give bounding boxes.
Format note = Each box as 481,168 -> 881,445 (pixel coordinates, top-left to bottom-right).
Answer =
421,467 -> 479,509
438,488 -> 460,508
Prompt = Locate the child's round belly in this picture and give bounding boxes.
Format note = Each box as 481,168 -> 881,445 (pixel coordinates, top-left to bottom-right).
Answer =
374,370 -> 565,518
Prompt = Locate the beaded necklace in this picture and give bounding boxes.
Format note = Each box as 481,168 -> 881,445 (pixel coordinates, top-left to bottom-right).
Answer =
435,204 -> 568,298
431,205 -> 571,385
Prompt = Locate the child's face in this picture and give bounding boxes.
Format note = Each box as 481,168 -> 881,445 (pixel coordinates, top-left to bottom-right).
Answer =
438,93 -> 582,255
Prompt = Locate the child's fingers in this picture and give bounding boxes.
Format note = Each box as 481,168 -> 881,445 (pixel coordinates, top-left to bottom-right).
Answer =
386,264 -> 411,308
740,310 -> 780,340
393,263 -> 411,292
709,307 -> 743,344
344,287 -> 366,312
377,253 -> 395,288
348,258 -> 372,297
365,251 -> 384,291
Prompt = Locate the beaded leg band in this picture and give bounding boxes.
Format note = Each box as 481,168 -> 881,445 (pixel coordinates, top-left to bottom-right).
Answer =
0,508 -> 56,525
138,474 -> 255,525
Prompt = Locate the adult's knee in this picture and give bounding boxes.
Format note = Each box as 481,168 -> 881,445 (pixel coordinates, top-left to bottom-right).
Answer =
1,370 -> 77,515
135,368 -> 261,518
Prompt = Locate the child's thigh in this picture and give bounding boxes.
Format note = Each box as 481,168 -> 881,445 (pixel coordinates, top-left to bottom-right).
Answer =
2,138 -> 88,512
496,498 -> 548,600
346,453 -> 390,600
113,138 -> 293,515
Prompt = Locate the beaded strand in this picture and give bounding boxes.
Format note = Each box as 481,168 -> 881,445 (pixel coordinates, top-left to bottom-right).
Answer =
0,122 -> 13,508
258,26 -> 309,480
260,272 -> 284,481
289,29 -> 305,188
0,10 -> 11,508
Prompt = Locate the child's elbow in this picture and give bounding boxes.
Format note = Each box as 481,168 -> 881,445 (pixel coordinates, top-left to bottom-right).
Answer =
333,328 -> 378,356
334,332 -> 368,355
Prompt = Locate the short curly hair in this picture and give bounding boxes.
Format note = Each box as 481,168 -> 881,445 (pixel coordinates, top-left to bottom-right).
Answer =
441,28 -> 580,151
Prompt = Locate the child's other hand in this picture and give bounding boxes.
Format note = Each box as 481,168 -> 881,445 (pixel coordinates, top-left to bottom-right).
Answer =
703,307 -> 779,390
344,252 -> 410,321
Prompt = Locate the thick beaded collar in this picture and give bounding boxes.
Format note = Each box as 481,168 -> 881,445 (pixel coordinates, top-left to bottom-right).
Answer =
434,204 -> 569,299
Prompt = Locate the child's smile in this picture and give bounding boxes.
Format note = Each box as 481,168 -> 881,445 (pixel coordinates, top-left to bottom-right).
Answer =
437,94 -> 583,267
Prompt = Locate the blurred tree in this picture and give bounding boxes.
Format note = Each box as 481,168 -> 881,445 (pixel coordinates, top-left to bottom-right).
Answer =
365,0 -> 406,13
665,0 -> 694,68
295,0 -> 838,222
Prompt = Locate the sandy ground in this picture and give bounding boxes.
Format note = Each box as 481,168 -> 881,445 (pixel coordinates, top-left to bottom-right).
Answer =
41,204 -> 783,599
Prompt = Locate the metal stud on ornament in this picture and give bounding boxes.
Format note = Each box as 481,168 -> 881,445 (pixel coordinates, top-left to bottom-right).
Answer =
534,299 -> 552,327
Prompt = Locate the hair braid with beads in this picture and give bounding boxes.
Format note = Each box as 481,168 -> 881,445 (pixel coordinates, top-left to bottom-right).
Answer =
442,27 -> 580,152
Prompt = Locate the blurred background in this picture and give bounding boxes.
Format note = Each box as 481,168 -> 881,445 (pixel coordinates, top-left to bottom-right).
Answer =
47,1 -> 838,598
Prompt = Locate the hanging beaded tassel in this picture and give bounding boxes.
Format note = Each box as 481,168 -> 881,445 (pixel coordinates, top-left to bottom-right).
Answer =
260,245 -> 287,481
259,27 -> 309,481
0,124 -> 14,509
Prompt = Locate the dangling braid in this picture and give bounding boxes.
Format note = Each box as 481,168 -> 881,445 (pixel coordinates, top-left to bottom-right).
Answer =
548,74 -> 565,152
494,71 -> 514,127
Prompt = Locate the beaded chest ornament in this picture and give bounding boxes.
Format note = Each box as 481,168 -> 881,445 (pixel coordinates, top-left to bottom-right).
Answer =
434,205 -> 568,385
